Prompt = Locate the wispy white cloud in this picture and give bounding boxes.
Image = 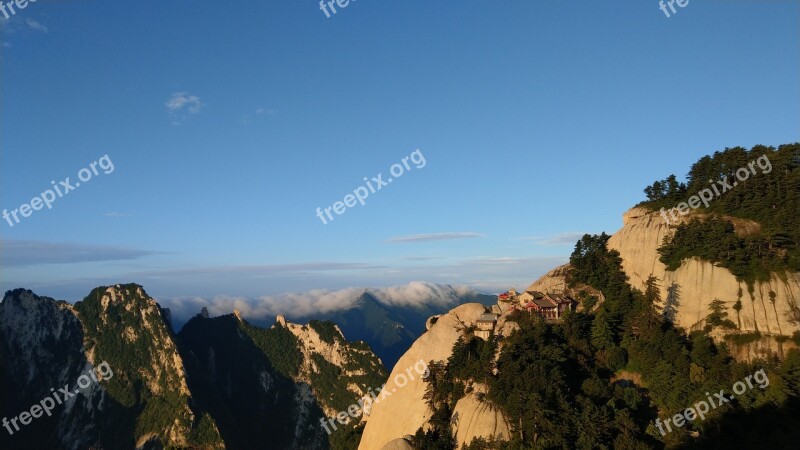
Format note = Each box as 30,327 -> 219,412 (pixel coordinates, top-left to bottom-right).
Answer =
165,92 -> 203,124
0,16 -> 47,48
128,262 -> 385,280
104,212 -> 133,218
516,232 -> 586,246
403,256 -> 448,261
459,256 -> 529,265
241,108 -> 275,125
386,232 -> 484,243
1,239 -> 160,267
25,19 -> 47,33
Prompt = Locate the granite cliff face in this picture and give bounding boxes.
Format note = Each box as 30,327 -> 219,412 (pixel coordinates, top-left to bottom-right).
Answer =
358,203 -> 800,449
0,285 -> 225,450
275,315 -> 388,419
176,311 -> 387,449
1,285 -> 388,450
450,385 -> 511,449
358,303 -> 511,450
606,206 -> 800,337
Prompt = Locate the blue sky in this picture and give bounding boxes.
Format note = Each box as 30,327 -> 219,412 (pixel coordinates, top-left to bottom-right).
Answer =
1,0 -> 798,307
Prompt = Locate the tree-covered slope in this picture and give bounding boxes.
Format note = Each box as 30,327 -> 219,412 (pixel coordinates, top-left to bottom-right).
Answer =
639,143 -> 800,283
0,285 -> 225,450
177,313 -> 326,450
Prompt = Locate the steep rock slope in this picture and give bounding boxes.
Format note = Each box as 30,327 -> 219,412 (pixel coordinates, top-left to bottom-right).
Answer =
286,290 -> 498,370
450,387 -> 511,449
74,285 -> 221,449
313,293 -> 421,370
527,264 -> 605,312
177,312 -> 388,449
1,284 -> 390,450
0,286 -> 225,450
275,316 -> 388,418
177,313 -> 326,450
606,206 -> 800,335
0,289 -> 99,449
357,303 -> 510,450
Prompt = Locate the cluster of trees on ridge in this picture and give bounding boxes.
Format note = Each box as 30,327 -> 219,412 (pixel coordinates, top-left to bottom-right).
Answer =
640,143 -> 800,283
415,234 -> 800,449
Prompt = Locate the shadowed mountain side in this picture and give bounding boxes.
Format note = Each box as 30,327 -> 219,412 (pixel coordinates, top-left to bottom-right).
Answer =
177,314 -> 328,450
677,398 -> 800,449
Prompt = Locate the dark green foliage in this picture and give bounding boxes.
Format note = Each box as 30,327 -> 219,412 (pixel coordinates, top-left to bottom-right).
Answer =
74,284 -> 207,447
591,310 -> 615,350
447,336 -> 498,385
724,332 -> 762,346
462,436 -> 508,450
644,275 -> 661,310
177,314 -> 326,450
412,391 -> 457,450
606,347 -> 628,372
579,291 -> 598,311
641,143 -> 800,281
412,419 -> 457,450
189,413 -> 223,447
328,422 -> 365,450
570,234 -> 632,305
413,360 -> 460,449
311,354 -> 364,413
663,282 -> 681,325
306,345 -> 386,416
659,217 -> 790,284
309,320 -> 343,345
567,234 -> 800,449
705,299 -> 737,331
186,315 -> 385,449
242,321 -> 303,378
486,312 -> 657,449
643,174 -> 688,203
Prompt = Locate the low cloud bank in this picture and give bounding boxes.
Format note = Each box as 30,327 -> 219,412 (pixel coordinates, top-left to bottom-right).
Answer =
161,281 -> 478,324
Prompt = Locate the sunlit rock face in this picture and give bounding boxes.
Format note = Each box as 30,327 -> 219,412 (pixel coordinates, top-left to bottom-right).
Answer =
606,206 -> 800,337
358,303 -> 509,450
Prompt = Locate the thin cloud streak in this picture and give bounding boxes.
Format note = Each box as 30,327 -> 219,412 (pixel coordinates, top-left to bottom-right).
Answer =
386,232 -> 484,243
516,232 -> 586,246
129,262 -> 386,279
1,240 -> 160,267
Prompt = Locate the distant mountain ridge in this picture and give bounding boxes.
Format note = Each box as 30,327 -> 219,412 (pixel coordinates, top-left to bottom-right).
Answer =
163,285 -> 494,371
0,284 -> 388,450
299,290 -> 496,369
186,288 -> 497,371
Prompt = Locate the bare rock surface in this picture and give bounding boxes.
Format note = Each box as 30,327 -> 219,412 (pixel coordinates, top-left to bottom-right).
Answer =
358,303 -> 488,450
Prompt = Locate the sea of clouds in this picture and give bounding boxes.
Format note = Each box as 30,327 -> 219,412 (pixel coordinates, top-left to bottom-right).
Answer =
161,281 -> 477,323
